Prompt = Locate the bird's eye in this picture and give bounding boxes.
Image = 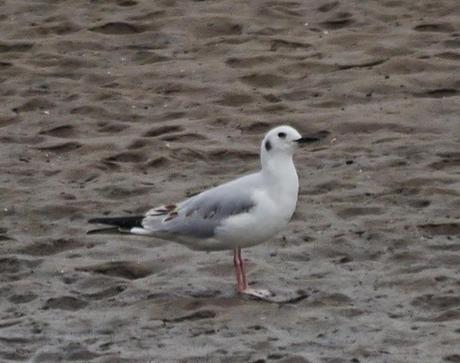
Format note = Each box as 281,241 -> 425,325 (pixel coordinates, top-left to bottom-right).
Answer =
278,132 -> 286,138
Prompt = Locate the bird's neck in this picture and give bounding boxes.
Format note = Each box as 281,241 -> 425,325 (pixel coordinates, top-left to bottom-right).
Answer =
261,153 -> 299,191
261,153 -> 299,223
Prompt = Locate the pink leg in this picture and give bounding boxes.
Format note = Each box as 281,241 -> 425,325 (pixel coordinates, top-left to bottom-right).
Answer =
233,248 -> 244,292
233,247 -> 273,300
237,247 -> 247,290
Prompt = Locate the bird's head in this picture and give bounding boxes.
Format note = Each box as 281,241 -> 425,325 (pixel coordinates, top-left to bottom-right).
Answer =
261,125 -> 319,157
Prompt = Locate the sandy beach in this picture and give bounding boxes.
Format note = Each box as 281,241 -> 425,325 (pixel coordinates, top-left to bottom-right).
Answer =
1,0 -> 460,362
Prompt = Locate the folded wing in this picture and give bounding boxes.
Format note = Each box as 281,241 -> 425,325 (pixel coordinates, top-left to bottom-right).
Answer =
89,173 -> 261,241
142,180 -> 256,239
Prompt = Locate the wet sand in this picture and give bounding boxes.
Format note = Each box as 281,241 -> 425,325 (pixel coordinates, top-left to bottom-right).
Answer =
1,0 -> 460,362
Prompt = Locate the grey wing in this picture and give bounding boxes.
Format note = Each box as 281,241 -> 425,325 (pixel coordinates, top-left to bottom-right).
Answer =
142,175 -> 259,239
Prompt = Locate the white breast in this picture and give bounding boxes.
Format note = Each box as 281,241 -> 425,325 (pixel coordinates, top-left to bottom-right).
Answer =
215,175 -> 299,249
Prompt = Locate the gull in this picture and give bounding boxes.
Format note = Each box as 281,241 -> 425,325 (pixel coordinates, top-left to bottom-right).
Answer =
88,125 -> 319,299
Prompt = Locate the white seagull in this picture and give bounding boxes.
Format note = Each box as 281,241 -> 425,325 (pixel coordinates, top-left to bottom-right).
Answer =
88,125 -> 319,299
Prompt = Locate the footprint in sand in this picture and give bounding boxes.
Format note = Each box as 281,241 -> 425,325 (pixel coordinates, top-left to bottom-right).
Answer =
76,260 -> 163,280
90,22 -> 146,34
19,238 -> 84,256
143,125 -> 183,137
43,296 -> 88,311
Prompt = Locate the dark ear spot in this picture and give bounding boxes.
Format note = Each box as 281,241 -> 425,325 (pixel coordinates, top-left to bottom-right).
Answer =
265,140 -> 272,151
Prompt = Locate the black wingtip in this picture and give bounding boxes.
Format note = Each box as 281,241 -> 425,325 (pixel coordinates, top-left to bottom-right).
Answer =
88,216 -> 144,229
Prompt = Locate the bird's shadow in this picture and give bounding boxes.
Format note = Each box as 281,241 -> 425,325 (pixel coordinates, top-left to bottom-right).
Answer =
242,289 -> 310,304
143,288 -> 311,325
147,287 -> 309,305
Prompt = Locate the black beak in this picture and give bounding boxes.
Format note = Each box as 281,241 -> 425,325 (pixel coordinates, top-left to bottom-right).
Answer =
295,130 -> 330,145
295,136 -> 320,144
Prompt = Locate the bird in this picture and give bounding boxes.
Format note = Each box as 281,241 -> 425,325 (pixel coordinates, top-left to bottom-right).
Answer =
88,125 -> 319,299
